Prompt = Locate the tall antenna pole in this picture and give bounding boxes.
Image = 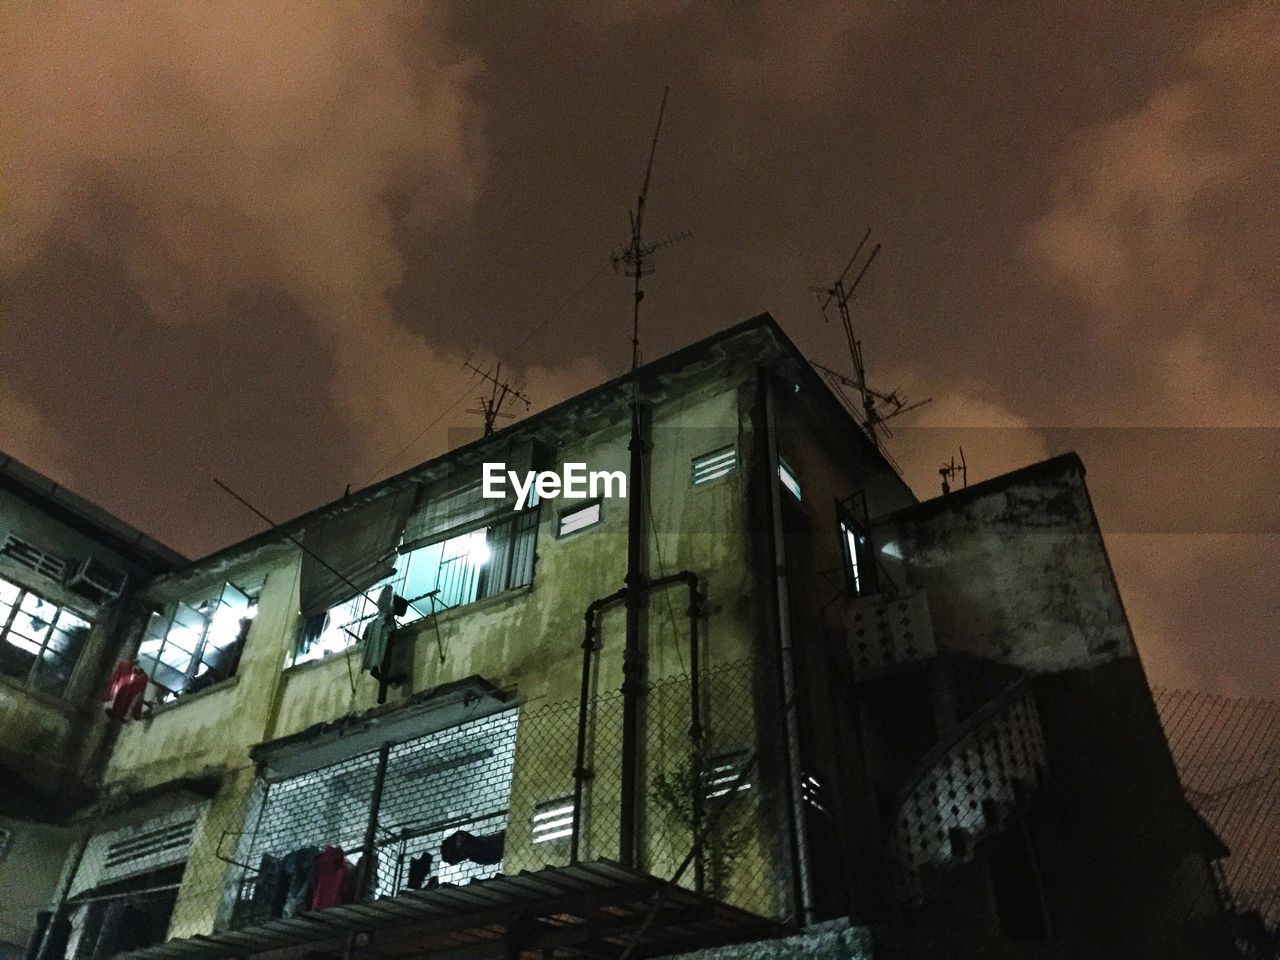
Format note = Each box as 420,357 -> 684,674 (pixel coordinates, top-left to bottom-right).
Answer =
614,85 -> 676,870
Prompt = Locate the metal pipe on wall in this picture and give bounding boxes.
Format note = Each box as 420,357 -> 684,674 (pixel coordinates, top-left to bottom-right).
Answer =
762,374 -> 816,925
571,588 -> 625,864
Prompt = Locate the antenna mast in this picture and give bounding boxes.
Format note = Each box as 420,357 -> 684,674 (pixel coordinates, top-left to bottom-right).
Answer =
462,358 -> 532,437
612,86 -> 689,373
809,232 -> 930,447
939,447 -> 967,495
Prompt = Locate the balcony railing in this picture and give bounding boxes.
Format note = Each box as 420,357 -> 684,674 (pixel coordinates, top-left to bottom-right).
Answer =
888,678 -> 1047,901
845,589 -> 937,677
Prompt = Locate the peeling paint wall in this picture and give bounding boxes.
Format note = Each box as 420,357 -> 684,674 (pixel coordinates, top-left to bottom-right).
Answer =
875,461 -> 1133,673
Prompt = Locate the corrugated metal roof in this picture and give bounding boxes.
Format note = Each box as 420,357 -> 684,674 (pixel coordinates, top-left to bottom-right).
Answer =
118,861 -> 787,960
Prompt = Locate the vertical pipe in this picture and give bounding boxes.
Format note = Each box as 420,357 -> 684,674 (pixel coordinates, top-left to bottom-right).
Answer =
572,590 -> 624,864
360,742 -> 392,900
762,374 -> 816,924
686,576 -> 705,894
620,398 -> 647,868
33,827 -> 91,960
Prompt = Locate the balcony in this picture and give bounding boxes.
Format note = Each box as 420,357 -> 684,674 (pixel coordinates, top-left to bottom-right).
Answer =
887,678 -> 1047,901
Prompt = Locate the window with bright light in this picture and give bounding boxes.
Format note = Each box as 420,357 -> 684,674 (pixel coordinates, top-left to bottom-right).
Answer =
0,576 -> 92,697
840,518 -> 874,596
138,582 -> 257,701
778,458 -> 802,501
691,446 -> 736,486
292,507 -> 539,666
557,500 -> 601,537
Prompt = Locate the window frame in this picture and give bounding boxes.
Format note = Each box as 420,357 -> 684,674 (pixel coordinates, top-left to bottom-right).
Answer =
837,508 -> 876,597
139,581 -> 256,701
556,499 -> 602,538
778,456 -> 802,502
691,445 -> 737,486
0,575 -> 92,697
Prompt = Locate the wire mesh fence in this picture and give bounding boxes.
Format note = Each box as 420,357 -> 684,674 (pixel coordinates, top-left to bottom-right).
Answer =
54,658 -> 788,956
1154,687 -> 1280,941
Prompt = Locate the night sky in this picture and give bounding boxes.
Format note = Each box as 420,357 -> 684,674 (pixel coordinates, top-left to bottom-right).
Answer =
1,3 -> 1275,696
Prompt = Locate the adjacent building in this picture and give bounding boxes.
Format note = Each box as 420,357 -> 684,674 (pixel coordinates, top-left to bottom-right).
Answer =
1,316 -> 1245,960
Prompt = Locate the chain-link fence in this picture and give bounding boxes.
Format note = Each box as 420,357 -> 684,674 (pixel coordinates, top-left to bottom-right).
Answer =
1155,687 -> 1280,943
53,658 -> 789,957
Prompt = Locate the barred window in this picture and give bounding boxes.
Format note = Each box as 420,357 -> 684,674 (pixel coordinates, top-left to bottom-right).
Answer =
293,505 -> 539,666
138,581 -> 257,701
0,575 -> 91,697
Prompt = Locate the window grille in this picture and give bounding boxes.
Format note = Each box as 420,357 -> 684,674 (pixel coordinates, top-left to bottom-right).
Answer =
230,709 -> 519,926
691,446 -> 737,485
138,582 -> 256,701
0,574 -> 91,696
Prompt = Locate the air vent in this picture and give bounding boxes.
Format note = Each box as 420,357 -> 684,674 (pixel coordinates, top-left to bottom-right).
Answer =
531,798 -> 575,843
0,533 -> 67,582
104,818 -> 197,873
67,555 -> 128,603
691,446 -> 737,486
702,750 -> 752,801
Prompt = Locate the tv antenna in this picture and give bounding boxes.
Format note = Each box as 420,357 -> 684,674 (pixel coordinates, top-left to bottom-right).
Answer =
939,447 -> 967,495
462,357 -> 531,436
809,230 -> 930,446
611,86 -> 689,373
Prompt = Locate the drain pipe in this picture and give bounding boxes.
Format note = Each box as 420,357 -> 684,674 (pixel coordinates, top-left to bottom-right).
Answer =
763,374 -> 816,924
571,588 -> 626,864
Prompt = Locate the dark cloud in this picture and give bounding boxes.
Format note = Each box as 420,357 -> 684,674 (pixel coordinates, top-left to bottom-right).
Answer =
0,2 -> 1273,694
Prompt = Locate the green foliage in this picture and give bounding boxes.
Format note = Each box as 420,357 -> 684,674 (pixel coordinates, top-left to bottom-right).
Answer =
652,746 -> 750,898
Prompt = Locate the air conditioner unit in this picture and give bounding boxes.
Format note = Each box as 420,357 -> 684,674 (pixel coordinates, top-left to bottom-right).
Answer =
67,555 -> 128,603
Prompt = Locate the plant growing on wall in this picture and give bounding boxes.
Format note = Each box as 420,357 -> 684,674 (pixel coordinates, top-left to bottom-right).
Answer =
651,746 -> 749,898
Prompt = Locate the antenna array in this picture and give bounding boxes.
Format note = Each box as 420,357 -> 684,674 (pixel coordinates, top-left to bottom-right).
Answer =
462,357 -> 532,437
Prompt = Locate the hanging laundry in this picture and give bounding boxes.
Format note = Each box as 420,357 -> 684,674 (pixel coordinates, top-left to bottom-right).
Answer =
406,851 -> 433,890
440,829 -> 505,866
310,846 -> 351,910
252,853 -> 287,920
280,845 -> 319,918
360,586 -> 395,676
102,661 -> 148,722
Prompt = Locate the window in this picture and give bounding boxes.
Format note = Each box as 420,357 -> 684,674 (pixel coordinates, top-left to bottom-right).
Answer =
840,517 -> 875,596
702,749 -> 752,801
531,797 -> 576,843
293,506 -> 540,666
557,500 -> 601,537
138,582 -> 256,701
0,575 -> 91,696
778,457 -> 802,501
691,446 -> 736,485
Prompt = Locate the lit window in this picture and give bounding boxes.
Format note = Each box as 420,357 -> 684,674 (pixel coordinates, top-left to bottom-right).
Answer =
778,458 -> 802,501
702,750 -> 752,801
0,576 -> 92,697
138,582 -> 256,701
557,500 -> 601,537
691,446 -> 736,485
531,797 -> 576,843
292,507 -> 540,666
839,518 -> 876,596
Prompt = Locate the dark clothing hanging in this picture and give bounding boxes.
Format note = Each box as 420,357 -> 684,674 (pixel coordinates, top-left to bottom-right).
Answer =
92,901 -> 153,960
281,846 -> 319,918
24,911 -> 51,960
310,846 -> 350,910
440,830 -> 505,866
298,612 -> 329,658
406,852 -> 433,890
33,912 -> 69,960
252,853 -> 287,920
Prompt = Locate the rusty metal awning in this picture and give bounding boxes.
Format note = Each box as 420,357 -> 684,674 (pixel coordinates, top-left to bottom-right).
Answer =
118,861 -> 788,960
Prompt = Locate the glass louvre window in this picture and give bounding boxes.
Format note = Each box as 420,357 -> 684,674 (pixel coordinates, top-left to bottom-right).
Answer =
292,507 -> 540,666
138,582 -> 256,701
0,575 -> 92,697
557,500 -> 601,537
840,519 -> 873,596
691,446 -> 737,485
778,458 -> 802,501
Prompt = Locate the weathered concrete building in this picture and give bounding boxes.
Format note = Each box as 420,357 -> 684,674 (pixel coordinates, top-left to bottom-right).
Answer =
0,455 -> 184,959
2,317 -> 1240,960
